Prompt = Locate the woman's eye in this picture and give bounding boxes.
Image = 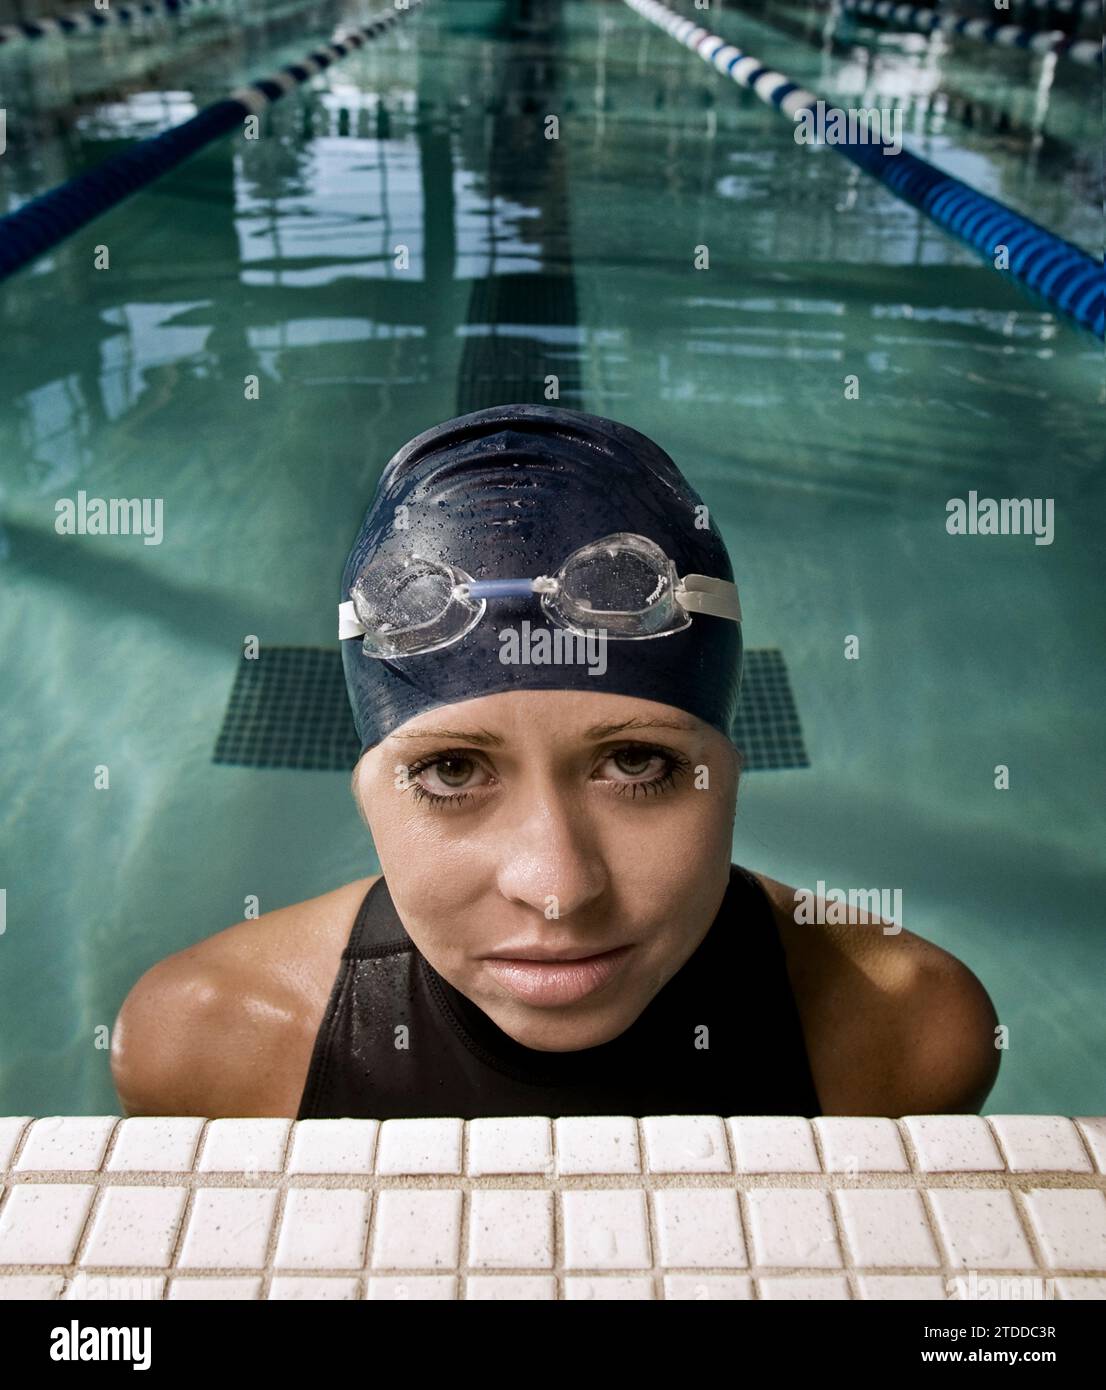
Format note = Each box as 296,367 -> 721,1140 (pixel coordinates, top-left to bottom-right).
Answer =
597,744 -> 689,799
404,753 -> 491,807
605,747 -> 666,780
434,756 -> 475,788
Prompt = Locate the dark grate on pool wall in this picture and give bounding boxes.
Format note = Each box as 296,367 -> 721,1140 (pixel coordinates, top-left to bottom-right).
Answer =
212,646 -> 809,772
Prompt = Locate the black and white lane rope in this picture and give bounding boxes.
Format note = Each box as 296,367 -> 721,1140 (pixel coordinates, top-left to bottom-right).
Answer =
622,0 -> 1104,337
0,2 -> 424,282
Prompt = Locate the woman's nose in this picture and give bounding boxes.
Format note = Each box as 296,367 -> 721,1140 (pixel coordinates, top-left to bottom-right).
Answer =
494,792 -> 608,920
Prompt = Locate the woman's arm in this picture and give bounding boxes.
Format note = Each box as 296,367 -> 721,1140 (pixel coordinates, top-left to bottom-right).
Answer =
754,871 -> 1003,1117
110,877 -> 375,1118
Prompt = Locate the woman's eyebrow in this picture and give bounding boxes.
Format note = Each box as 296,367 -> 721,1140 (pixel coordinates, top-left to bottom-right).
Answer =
390,727 -> 505,748
584,717 -> 697,738
389,717 -> 696,748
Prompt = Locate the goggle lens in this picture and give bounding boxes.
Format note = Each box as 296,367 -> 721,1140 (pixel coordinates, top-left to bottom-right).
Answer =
352,557 -> 481,657
548,534 -> 683,637
561,542 -> 669,614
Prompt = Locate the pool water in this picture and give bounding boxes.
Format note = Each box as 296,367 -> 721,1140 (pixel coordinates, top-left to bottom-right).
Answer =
0,0 -> 1101,1116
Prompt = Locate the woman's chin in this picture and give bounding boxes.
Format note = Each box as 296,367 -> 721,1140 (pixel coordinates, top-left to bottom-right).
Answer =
477,990 -> 639,1052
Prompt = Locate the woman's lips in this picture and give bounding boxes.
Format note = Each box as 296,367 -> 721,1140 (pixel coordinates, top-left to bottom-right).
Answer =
482,946 -> 634,1007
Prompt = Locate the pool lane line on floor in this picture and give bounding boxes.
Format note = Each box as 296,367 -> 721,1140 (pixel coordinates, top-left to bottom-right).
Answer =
0,0 -> 224,48
0,0 -> 425,284
832,0 -> 1103,68
621,0 -> 1105,339
454,0 -> 584,416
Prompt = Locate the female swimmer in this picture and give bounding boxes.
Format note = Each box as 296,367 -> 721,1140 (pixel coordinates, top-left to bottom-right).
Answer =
112,405 -> 1000,1119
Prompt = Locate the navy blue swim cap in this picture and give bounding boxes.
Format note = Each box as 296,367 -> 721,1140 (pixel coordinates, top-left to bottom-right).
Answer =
340,404 -> 742,756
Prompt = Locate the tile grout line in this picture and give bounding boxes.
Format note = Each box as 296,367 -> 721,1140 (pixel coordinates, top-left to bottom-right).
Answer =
985,1116 -> 1053,1282
719,1116 -> 757,1297
161,1119 -> 212,1299
360,1124 -> 382,1299
1070,1118 -> 1102,1174
456,1118 -> 470,1300
638,1118 -> 660,1300
897,1117 -> 955,1294
257,1121 -> 297,1301
551,1119 -> 562,1299
810,1120 -> 857,1299
7,1171 -> 1105,1189
64,1118 -> 122,1285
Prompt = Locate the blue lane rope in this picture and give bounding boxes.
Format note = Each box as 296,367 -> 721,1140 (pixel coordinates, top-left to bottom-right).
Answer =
0,0 -> 224,47
940,0 -> 1096,17
0,2 -> 424,283
623,0 -> 1105,339
834,0 -> 1103,68
812,0 -> 1101,20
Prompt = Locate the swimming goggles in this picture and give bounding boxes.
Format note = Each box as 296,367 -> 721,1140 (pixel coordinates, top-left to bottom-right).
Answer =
338,531 -> 742,659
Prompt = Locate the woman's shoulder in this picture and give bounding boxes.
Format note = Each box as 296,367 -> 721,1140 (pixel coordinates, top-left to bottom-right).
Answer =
110,875 -> 381,1118
745,869 -> 1001,1116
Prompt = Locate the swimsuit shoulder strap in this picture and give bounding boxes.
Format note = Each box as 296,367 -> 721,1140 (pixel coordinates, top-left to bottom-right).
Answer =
343,875 -> 411,957
295,876 -> 412,1119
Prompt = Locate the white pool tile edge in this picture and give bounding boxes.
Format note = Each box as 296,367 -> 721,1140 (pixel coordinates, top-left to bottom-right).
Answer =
0,1115 -> 1101,1300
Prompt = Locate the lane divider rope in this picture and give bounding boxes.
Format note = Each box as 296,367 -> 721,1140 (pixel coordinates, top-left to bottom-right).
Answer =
0,0 -> 225,48
0,1 -> 424,282
622,0 -> 1104,338
943,0 -> 1097,16
834,0 -> 1102,69
814,0 -> 1100,19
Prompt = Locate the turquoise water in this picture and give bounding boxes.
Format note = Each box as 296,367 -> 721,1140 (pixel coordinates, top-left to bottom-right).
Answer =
0,0 -> 1101,1116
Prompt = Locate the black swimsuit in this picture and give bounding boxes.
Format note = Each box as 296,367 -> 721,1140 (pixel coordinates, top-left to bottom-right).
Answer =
296,863 -> 822,1119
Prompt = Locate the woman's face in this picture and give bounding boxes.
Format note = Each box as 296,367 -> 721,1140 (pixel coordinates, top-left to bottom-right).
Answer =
354,688 -> 739,1052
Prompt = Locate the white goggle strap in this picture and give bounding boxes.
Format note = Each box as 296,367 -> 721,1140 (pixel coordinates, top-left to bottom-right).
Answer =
676,574 -> 742,623
338,600 -> 366,640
